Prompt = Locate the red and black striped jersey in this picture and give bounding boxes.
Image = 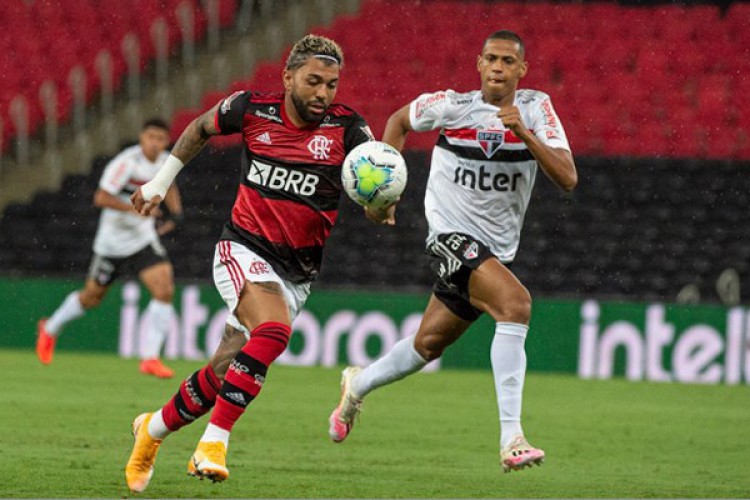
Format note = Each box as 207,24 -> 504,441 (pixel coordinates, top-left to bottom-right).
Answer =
214,90 -> 373,283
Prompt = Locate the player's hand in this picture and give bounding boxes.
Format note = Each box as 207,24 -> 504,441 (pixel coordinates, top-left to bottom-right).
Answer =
364,199 -> 398,226
131,188 -> 163,217
498,106 -> 529,140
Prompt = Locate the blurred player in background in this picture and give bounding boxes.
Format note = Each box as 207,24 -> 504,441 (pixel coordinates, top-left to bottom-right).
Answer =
328,30 -> 578,472
35,118 -> 183,379
124,34 -> 381,492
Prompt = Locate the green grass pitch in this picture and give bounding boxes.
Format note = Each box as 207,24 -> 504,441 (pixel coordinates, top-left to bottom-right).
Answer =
1,349 -> 748,498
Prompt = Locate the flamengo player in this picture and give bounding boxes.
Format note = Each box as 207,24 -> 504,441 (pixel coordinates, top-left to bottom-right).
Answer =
36,118 -> 182,378
329,30 -> 578,472
125,34 -> 379,492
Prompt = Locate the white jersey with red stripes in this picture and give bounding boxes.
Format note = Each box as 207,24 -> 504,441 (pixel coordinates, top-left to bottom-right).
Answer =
93,144 -> 168,257
408,88 -> 570,263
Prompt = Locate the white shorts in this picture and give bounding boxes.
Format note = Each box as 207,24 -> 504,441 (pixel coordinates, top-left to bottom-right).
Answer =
213,240 -> 311,336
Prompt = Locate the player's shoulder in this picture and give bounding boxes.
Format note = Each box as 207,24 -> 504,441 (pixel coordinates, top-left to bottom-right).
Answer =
245,90 -> 284,105
109,144 -> 141,165
515,88 -> 552,105
327,102 -> 363,120
223,89 -> 284,108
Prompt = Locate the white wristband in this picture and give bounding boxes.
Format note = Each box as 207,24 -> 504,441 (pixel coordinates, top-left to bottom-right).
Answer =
140,154 -> 185,200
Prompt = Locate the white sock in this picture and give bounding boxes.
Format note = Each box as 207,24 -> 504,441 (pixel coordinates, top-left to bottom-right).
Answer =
46,291 -> 86,336
201,422 -> 230,447
491,322 -> 528,449
352,335 -> 428,398
141,299 -> 173,360
147,409 -> 172,440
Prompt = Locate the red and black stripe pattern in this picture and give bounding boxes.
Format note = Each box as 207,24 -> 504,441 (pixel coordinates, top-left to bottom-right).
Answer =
161,365 -> 221,431
215,91 -> 372,283
209,322 -> 292,431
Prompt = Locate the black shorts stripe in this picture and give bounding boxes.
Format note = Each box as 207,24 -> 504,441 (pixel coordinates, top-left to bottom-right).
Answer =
436,135 -> 535,162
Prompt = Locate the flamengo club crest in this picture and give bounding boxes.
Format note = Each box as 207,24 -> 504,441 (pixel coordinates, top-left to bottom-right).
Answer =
477,129 -> 505,158
307,135 -> 333,160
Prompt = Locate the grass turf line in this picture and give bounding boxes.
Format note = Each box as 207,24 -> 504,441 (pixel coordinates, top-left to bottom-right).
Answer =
0,349 -> 748,498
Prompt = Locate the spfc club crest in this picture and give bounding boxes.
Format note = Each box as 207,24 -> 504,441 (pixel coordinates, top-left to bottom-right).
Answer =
463,242 -> 479,260
477,130 -> 504,158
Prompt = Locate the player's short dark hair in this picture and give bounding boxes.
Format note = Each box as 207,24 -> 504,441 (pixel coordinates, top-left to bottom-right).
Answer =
485,30 -> 525,58
142,117 -> 169,132
285,34 -> 344,70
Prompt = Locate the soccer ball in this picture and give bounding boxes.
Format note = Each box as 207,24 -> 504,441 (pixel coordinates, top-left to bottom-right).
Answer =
341,141 -> 407,209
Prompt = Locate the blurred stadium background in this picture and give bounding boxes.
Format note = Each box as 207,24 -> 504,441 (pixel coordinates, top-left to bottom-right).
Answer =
2,0 -> 750,373
1,0 -> 750,497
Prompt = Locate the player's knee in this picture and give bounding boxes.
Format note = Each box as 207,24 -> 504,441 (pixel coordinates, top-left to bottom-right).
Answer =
152,284 -> 174,302
209,325 -> 247,381
502,289 -> 532,324
79,292 -> 103,309
487,288 -> 531,324
414,335 -> 447,362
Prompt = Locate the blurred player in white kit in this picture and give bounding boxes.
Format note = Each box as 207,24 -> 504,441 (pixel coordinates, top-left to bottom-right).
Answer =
36,118 -> 183,379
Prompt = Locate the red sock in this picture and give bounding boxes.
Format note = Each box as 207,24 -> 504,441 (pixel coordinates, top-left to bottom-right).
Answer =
161,364 -> 221,431
210,322 -> 291,431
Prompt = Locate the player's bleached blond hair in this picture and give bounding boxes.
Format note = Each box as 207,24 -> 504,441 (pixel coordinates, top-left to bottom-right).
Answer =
285,34 -> 344,70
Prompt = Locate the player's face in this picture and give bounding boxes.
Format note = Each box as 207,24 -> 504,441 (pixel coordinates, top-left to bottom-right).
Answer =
477,39 -> 528,101
284,58 -> 340,123
139,126 -> 170,162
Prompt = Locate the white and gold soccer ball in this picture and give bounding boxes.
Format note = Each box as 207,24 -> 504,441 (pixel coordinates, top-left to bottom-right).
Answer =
341,141 -> 407,209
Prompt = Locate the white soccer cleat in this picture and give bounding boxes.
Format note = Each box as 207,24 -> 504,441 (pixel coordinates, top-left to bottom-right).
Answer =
500,435 -> 545,472
328,366 -> 363,442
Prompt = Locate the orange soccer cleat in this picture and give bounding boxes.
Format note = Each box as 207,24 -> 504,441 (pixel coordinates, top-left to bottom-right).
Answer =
35,318 -> 56,365
188,441 -> 229,483
125,413 -> 163,492
139,358 -> 175,379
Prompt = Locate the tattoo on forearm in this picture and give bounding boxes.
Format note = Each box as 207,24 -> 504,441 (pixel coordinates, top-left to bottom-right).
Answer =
172,120 -> 209,162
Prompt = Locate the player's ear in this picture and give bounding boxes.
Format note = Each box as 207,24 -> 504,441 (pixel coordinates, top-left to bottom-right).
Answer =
282,68 -> 293,92
476,54 -> 483,72
519,60 -> 529,78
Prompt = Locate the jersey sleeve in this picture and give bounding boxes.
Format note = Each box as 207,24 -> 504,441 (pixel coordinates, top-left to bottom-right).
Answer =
98,155 -> 133,195
344,114 -> 375,153
529,96 -> 571,151
215,91 -> 249,135
408,91 -> 450,131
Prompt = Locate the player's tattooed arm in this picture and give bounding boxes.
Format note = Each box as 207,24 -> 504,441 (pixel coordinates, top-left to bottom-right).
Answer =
171,103 -> 221,164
